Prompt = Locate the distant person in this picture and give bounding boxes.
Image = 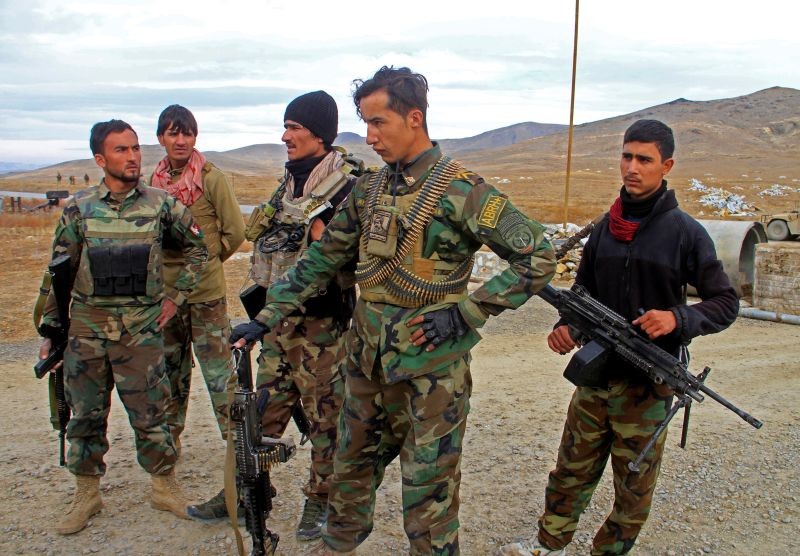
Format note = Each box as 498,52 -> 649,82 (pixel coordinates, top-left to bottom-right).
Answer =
149,104 -> 245,452
229,66 -> 556,555
83,173 -> 90,186
69,175 -> 75,186
56,172 -> 62,185
188,91 -> 358,539
497,119 -> 739,556
37,119 -> 206,535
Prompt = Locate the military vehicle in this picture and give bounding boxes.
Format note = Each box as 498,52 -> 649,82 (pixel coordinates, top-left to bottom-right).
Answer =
761,208 -> 799,241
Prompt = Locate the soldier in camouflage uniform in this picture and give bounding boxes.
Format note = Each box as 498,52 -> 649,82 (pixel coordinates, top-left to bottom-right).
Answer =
498,120 -> 739,556
230,66 -> 556,555
149,105 -> 245,446
188,92 -> 357,539
37,120 -> 208,535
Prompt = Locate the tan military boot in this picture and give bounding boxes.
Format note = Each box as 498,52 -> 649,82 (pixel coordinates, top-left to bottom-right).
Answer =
56,475 -> 103,535
150,471 -> 189,519
169,425 -> 183,459
307,539 -> 357,555
495,537 -> 566,556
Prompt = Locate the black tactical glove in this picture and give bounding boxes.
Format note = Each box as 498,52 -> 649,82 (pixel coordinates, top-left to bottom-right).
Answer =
419,306 -> 470,348
230,320 -> 270,345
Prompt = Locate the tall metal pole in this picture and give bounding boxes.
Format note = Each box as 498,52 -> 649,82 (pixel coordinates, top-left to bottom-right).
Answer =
562,0 -> 580,230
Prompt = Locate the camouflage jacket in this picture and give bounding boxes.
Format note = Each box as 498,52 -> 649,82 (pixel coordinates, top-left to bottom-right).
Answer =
257,144 -> 555,383
43,180 -> 207,339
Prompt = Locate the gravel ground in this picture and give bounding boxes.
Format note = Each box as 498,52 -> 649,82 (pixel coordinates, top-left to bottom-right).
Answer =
1,297 -> 798,555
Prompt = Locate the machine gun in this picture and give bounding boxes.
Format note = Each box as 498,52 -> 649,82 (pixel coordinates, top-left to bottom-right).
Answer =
239,284 -> 311,445
33,254 -> 72,466
537,283 -> 763,472
30,190 -> 70,212
231,346 -> 296,556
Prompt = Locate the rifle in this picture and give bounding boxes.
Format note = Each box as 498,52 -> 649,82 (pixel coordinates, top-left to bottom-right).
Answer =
231,346 -> 296,556
553,214 -> 605,260
240,283 -> 311,445
537,284 -> 763,472
33,254 -> 72,466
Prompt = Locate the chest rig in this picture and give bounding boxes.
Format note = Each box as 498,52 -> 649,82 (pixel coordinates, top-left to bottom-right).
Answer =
72,190 -> 163,302
251,166 -> 352,288
355,156 -> 474,308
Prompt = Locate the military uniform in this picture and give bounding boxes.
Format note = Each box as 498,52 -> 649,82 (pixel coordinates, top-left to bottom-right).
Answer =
256,144 -> 556,554
534,186 -> 739,555
152,162 -> 245,439
251,148 -> 356,509
42,180 -> 207,477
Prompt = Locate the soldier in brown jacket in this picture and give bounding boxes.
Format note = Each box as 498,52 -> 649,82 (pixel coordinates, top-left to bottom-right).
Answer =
149,105 -> 245,451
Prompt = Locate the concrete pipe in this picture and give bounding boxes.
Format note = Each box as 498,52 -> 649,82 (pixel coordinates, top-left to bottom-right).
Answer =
693,220 -> 767,298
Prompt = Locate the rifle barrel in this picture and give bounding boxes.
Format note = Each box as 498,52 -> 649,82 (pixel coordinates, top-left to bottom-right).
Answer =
698,382 -> 763,429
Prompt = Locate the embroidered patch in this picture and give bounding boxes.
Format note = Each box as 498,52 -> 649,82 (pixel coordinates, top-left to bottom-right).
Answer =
497,212 -> 535,253
369,208 -> 393,243
477,195 -> 507,229
190,223 -> 204,238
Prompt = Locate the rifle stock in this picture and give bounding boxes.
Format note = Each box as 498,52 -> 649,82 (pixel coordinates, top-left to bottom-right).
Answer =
33,254 -> 72,466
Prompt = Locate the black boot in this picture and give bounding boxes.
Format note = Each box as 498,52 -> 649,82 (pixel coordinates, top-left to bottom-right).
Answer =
296,497 -> 328,540
186,488 -> 245,522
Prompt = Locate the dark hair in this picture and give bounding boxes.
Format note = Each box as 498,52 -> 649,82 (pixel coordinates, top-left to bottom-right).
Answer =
623,119 -> 675,160
89,119 -> 136,155
157,104 -> 198,137
352,66 -> 429,134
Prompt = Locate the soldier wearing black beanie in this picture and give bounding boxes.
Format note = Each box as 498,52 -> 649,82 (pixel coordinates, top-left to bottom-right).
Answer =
283,90 -> 338,147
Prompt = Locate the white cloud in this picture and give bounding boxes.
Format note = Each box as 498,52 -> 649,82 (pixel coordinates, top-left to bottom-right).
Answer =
1,0 -> 798,163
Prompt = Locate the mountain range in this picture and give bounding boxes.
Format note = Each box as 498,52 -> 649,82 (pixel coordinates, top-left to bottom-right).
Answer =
3,86 -> 798,219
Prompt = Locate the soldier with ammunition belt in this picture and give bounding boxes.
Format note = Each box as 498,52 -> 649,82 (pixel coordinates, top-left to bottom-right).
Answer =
229,67 -> 556,555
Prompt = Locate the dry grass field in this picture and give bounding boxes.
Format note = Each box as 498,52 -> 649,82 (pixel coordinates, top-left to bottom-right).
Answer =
0,196 -> 798,555
1,85 -> 798,554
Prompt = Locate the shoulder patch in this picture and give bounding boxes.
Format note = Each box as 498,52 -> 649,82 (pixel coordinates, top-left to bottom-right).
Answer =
477,194 -> 508,229
455,170 -> 484,186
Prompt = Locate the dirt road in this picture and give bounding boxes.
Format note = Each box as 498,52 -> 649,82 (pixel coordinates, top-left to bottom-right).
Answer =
1,294 -> 798,555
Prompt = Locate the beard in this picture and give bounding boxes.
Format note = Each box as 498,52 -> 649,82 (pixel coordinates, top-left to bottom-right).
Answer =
107,167 -> 140,184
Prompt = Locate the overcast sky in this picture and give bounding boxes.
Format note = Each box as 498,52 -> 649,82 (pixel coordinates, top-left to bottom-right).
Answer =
1,0 -> 799,164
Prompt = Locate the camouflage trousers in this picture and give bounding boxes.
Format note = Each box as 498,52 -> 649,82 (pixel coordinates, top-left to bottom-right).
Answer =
255,315 -> 346,501
162,297 -> 236,439
63,322 -> 177,477
322,353 -> 472,556
538,378 -> 673,555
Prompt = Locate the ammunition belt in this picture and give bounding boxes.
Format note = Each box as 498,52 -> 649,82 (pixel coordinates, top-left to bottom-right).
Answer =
382,256 -> 474,307
355,157 -> 463,291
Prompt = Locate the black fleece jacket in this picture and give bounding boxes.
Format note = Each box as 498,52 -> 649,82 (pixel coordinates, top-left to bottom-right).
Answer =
568,187 -> 739,380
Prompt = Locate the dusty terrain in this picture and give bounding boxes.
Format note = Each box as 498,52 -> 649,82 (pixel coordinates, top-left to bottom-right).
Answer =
0,220 -> 798,555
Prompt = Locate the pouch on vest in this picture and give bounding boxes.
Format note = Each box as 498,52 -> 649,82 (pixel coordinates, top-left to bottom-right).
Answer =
366,204 -> 400,259
258,223 -> 305,254
244,203 -> 277,242
89,244 -> 150,296
129,244 -> 151,295
89,246 -> 115,295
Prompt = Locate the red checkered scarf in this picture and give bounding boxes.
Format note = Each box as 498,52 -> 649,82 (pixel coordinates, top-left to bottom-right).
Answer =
608,196 -> 639,242
150,149 -> 206,207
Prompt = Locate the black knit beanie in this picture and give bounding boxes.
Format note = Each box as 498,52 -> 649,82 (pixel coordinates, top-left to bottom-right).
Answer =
284,90 -> 338,146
